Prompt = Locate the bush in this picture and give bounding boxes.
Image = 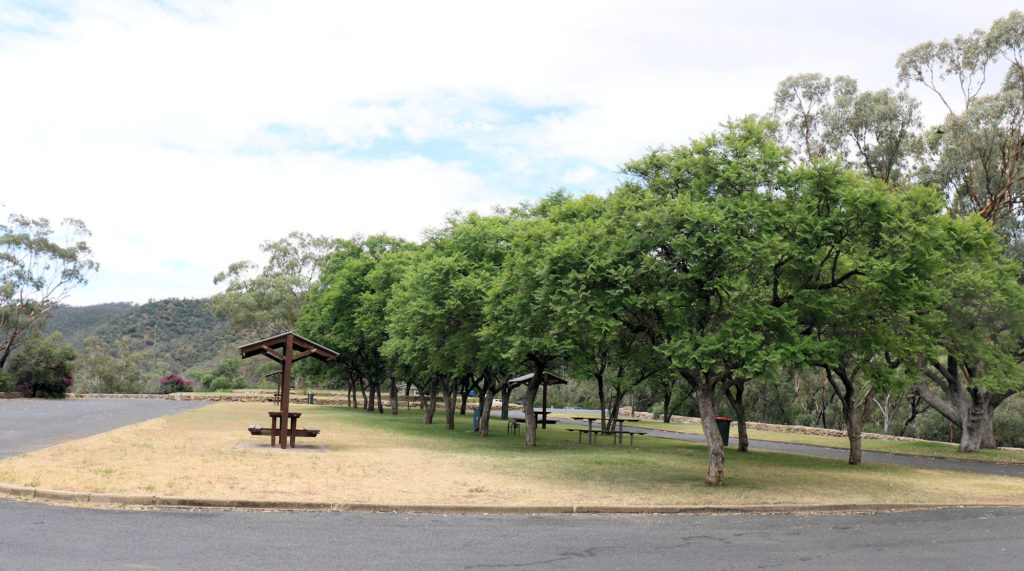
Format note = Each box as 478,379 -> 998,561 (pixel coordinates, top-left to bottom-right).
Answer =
8,332 -> 76,398
157,374 -> 194,394
994,395 -> 1024,448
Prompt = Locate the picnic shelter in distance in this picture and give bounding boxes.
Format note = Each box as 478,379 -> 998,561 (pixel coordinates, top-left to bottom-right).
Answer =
507,371 -> 567,429
240,331 -> 339,449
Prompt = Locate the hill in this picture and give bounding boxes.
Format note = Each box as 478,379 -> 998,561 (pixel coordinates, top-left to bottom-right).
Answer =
46,302 -> 135,346
46,298 -> 245,378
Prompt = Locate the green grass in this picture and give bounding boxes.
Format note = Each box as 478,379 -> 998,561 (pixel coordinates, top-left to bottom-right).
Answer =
590,417 -> 1024,464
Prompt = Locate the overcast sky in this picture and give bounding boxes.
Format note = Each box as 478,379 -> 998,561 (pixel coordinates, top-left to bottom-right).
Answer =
1,1 -> 1020,306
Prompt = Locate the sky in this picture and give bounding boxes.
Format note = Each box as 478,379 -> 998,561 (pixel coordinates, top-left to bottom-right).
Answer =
1,0 -> 1020,306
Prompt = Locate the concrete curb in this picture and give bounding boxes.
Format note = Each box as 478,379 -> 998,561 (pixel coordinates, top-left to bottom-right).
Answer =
0,482 -> 1016,514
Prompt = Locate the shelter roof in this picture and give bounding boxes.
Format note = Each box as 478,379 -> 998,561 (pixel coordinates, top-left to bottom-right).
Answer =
507,371 -> 568,388
238,331 -> 339,364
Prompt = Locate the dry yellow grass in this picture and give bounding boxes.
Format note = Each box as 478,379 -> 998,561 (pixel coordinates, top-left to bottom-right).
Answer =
1,402 -> 1022,508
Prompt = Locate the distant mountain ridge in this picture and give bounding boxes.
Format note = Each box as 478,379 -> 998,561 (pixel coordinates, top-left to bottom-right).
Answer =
46,298 -> 244,376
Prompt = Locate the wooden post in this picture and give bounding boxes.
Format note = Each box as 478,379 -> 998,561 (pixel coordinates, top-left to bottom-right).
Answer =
541,373 -> 548,429
280,333 -> 293,449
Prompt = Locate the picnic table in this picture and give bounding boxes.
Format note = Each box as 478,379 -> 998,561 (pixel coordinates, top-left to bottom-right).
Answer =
566,416 -> 645,446
245,411 -> 321,448
534,408 -> 558,427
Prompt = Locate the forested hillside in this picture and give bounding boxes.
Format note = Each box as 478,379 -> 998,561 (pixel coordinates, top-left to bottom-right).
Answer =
46,298 -> 245,383
46,303 -> 134,346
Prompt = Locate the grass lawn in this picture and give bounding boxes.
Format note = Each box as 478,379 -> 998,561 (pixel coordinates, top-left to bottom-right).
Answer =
551,415 -> 1024,465
1,402 -> 1023,508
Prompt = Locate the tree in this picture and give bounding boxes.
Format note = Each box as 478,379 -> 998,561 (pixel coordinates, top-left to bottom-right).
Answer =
8,331 -> 76,398
297,235 -> 415,414
0,214 -> 97,369
896,10 -> 1024,450
384,211 -> 514,435
778,165 -> 950,464
212,231 -> 338,337
75,336 -> 145,394
772,74 -> 923,184
482,192 -> 580,447
914,216 -> 1024,452
897,10 -> 1024,222
604,117 -> 795,485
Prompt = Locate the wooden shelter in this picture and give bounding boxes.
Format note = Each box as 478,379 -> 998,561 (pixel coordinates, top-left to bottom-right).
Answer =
239,331 -> 338,448
508,371 -> 567,429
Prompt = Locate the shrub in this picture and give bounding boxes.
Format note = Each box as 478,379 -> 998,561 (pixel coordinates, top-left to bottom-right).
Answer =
8,332 -> 76,398
994,395 -> 1024,448
157,374 -> 194,394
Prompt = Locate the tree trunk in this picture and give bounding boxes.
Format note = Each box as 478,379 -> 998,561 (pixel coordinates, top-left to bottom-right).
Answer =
522,360 -> 545,447
662,385 -> 672,423
479,386 -> 494,437
916,358 -> 1008,453
443,381 -> 457,430
694,382 -> 725,487
500,385 -> 511,420
595,373 -> 608,431
421,378 -> 437,424
608,387 -> 624,432
725,381 -> 749,453
826,367 -> 872,465
389,375 -> 398,416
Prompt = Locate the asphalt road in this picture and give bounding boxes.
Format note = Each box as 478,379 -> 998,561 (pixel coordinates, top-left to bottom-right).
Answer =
0,398 -> 208,459
2,400 -> 1024,568
1,499 -> 1023,569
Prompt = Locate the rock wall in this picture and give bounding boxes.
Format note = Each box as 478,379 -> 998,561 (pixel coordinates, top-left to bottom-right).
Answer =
617,406 -> 927,443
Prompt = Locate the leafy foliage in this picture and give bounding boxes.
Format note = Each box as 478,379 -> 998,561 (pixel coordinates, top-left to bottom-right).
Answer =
0,214 -> 97,369
157,374 -> 194,394
8,331 -> 76,398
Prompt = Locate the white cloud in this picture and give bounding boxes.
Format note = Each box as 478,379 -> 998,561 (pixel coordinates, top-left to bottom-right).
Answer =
1,0 -> 1021,304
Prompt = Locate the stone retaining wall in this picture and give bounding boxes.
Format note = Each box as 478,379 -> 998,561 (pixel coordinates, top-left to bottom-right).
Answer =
617,406 -> 927,443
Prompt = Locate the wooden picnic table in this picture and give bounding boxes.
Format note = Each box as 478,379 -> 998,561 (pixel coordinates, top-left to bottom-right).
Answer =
568,416 -> 643,445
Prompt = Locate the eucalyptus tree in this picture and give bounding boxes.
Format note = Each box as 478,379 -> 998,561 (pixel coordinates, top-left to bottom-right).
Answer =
0,214 -> 97,369
772,74 -> 923,185
212,231 -> 338,337
897,10 -> 1024,223
896,10 -> 1024,449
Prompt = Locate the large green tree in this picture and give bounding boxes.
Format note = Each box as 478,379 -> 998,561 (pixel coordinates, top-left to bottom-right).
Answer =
298,235 -> 415,413
914,217 -> 1024,452
896,10 -> 1024,450
600,117 -> 795,485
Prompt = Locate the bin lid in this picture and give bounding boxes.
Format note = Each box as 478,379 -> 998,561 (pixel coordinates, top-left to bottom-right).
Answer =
715,417 -> 731,421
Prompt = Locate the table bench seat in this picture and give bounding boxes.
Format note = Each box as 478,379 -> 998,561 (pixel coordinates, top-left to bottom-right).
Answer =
248,424 -> 320,438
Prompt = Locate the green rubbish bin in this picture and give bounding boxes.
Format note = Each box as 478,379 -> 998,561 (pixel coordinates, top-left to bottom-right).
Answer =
715,417 -> 731,445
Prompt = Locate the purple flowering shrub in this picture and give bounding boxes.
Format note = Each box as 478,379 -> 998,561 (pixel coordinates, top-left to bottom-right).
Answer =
157,374 -> 194,394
